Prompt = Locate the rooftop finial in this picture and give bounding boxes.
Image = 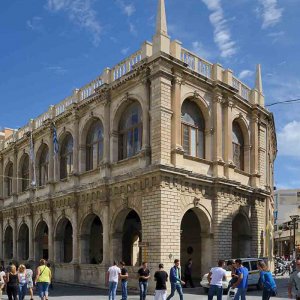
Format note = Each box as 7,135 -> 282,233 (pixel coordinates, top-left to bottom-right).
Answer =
255,64 -> 263,93
156,0 -> 168,36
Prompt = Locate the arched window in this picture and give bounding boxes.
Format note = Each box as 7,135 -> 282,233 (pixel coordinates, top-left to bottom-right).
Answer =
232,121 -> 244,170
60,133 -> 73,179
118,102 -> 143,160
86,120 -> 104,171
5,162 -> 13,197
181,100 -> 205,158
21,155 -> 29,192
38,145 -> 49,186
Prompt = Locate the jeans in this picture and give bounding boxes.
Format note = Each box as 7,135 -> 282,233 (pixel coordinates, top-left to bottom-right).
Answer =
37,282 -> 50,299
166,283 -> 183,300
109,281 -> 118,300
208,285 -> 223,300
233,287 -> 247,300
19,283 -> 28,300
121,280 -> 128,300
139,281 -> 148,300
155,290 -> 167,300
7,285 -> 18,300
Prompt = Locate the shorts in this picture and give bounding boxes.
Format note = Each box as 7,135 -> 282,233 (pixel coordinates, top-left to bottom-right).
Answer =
37,282 -> 50,298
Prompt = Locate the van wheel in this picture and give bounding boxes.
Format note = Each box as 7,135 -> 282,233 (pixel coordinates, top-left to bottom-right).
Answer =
203,288 -> 209,294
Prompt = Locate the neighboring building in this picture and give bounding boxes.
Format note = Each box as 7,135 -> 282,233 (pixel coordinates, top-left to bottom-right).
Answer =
274,189 -> 300,257
0,0 -> 277,288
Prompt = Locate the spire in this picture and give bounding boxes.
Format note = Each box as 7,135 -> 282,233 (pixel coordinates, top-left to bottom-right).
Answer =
156,0 -> 168,36
255,64 -> 263,93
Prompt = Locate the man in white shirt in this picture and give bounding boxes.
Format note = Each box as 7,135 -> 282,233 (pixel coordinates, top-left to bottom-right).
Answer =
107,261 -> 121,300
207,260 -> 227,300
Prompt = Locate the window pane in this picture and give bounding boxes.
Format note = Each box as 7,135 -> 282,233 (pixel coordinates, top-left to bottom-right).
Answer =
127,130 -> 133,157
190,128 -> 196,157
183,125 -> 189,154
198,130 -> 204,158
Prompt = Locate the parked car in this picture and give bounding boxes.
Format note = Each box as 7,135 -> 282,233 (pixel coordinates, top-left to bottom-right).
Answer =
200,258 -> 263,294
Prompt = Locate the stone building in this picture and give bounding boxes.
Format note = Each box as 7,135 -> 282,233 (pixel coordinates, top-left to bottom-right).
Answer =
0,0 -> 276,288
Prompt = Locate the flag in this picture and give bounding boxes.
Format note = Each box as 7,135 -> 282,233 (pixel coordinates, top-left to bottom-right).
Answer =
30,132 -> 36,186
53,123 -> 59,155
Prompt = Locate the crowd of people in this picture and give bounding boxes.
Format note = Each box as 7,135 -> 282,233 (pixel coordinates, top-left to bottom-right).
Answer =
0,259 -> 51,300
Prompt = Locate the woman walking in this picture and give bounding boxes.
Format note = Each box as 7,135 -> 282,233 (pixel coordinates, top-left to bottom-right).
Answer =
258,261 -> 277,300
25,263 -> 34,300
35,259 -> 52,300
6,264 -> 19,300
0,266 -> 6,299
18,265 -> 27,300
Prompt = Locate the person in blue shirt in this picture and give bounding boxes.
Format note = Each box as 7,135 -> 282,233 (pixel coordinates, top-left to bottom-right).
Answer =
166,259 -> 185,300
232,259 -> 249,300
258,261 -> 277,300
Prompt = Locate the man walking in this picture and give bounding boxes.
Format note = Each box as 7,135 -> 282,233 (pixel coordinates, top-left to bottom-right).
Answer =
184,259 -> 194,288
288,257 -> 300,299
120,262 -> 128,300
167,259 -> 185,300
207,260 -> 227,300
232,259 -> 249,300
106,261 -> 121,300
138,262 -> 151,300
154,264 -> 168,300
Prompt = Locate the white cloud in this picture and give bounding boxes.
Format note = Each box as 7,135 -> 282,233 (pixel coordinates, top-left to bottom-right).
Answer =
46,0 -> 102,46
121,47 -> 130,55
278,121 -> 300,158
238,70 -> 254,80
129,23 -> 137,36
258,0 -> 283,29
191,41 -> 212,60
46,66 -> 67,75
201,0 -> 237,58
26,16 -> 43,31
117,1 -> 136,17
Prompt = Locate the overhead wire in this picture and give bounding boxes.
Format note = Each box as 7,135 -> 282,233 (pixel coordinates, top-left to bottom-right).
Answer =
266,98 -> 300,107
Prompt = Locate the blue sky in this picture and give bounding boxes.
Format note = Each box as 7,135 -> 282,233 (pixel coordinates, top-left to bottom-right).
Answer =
0,0 -> 299,190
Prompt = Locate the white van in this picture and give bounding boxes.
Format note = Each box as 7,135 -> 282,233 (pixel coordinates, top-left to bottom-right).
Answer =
200,258 -> 263,293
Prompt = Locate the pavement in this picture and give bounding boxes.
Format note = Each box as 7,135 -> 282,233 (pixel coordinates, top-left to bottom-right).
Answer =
4,275 -> 291,300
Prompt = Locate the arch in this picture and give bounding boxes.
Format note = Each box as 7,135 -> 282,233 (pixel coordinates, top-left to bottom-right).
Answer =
59,132 -> 74,179
181,99 -> 206,159
4,161 -> 13,197
80,213 -> 103,264
18,223 -> 29,260
232,212 -> 251,258
232,120 -> 247,171
18,153 -> 30,192
36,143 -> 49,186
55,217 -> 73,263
34,220 -> 49,261
111,208 -> 142,266
4,225 -> 13,259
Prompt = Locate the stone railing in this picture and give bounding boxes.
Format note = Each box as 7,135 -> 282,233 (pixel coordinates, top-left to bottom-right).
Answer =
232,76 -> 251,101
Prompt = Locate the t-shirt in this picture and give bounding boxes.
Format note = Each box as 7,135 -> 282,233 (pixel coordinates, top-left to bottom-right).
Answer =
260,271 -> 276,290
121,267 -> 128,282
210,267 -> 226,286
154,271 -> 168,290
289,270 -> 300,296
37,266 -> 51,283
0,271 -> 5,284
108,266 -> 121,283
236,266 -> 249,289
18,273 -> 26,285
138,268 -> 150,282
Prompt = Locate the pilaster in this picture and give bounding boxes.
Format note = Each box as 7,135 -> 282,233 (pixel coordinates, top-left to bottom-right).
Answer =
71,200 -> 79,264
250,111 -> 260,187
48,202 -> 54,262
0,155 -> 3,200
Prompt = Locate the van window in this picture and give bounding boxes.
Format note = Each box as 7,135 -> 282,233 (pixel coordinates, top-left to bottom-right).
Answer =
250,261 -> 258,271
243,261 -> 250,271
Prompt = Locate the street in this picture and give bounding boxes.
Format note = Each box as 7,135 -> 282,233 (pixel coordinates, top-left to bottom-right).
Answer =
23,276 -> 290,300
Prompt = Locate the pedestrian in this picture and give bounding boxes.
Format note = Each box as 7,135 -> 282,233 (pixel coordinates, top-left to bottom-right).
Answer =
207,260 -> 227,300
106,261 -> 121,300
184,259 -> 194,288
166,259 -> 185,300
257,261 -> 276,300
5,264 -> 18,300
288,257 -> 300,300
0,266 -> 6,299
227,260 -> 238,288
154,263 -> 168,300
231,259 -> 249,300
35,259 -> 52,300
120,262 -> 128,300
25,263 -> 34,300
138,262 -> 150,300
18,264 -> 28,300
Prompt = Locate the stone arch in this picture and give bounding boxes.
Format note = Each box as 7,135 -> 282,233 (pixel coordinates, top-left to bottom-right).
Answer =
79,213 -> 103,264
180,206 -> 212,279
111,208 -> 142,266
18,153 -> 30,192
4,161 -> 13,197
232,212 -> 252,258
54,217 -> 73,263
4,225 -> 13,259
34,220 -> 49,261
18,223 -> 29,261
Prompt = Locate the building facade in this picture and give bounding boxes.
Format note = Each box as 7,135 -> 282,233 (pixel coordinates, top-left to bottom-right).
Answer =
0,0 -> 277,288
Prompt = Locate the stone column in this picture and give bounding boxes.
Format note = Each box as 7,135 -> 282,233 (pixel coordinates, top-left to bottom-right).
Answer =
28,211 -> 34,261
0,216 -> 3,259
142,81 -> 151,151
0,156 -> 3,199
48,127 -> 54,183
72,203 -> 79,264
101,96 -> 111,178
48,206 -> 54,262
13,213 -> 17,260
72,113 -> 79,176
12,149 -> 18,196
250,111 -> 260,187
102,205 -> 110,266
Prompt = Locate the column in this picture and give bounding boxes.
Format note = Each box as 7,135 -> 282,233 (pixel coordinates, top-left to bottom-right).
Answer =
72,113 -> 79,175
103,97 -> 111,164
142,81 -> 151,151
0,156 -> 3,199
102,205 -> 110,266
72,204 -> 79,263
48,209 -> 54,262
12,149 -> 18,196
48,127 -> 54,182
28,212 -> 34,261
0,216 -> 3,259
250,111 -> 260,187
13,215 -> 17,259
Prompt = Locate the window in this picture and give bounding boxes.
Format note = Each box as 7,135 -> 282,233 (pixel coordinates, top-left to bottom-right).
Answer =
118,102 -> 142,160
181,100 -> 205,158
86,120 -> 104,171
243,261 -> 251,271
232,122 -> 244,170
5,163 -> 13,197
21,155 -> 29,192
38,146 -> 49,186
60,133 -> 73,179
250,261 -> 258,271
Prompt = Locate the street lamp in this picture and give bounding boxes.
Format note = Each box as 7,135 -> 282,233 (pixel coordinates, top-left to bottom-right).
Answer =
290,215 -> 300,259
